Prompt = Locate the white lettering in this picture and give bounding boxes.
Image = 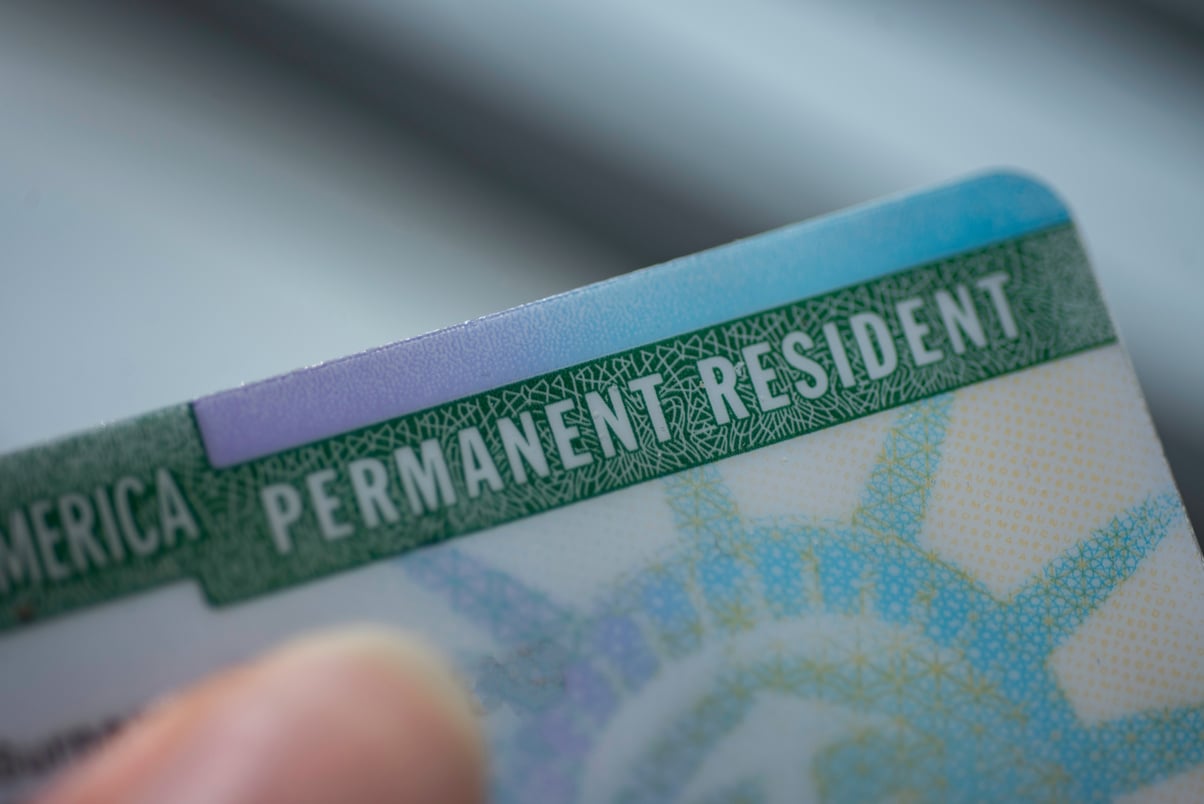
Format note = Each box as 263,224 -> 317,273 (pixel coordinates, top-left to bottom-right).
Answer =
742,342 -> 789,412
822,322 -> 857,388
697,356 -> 749,425
395,440 -> 457,514
306,468 -> 352,540
59,493 -> 106,572
781,331 -> 829,400
586,387 -> 638,458
850,313 -> 899,381
156,468 -> 199,547
498,412 -> 550,485
349,458 -> 399,528
29,500 -> 69,581
545,400 -> 592,470
260,484 -> 303,554
895,297 -> 944,367
628,373 -> 671,443
976,272 -> 1019,339
93,487 -> 126,562
459,427 -> 504,498
115,477 -> 157,556
0,511 -> 40,594
936,285 -> 986,354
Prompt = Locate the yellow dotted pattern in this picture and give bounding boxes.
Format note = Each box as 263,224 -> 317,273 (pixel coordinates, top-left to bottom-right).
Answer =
923,344 -> 1204,727
722,406 -> 895,522
1051,515 -> 1204,723
922,345 -> 1174,595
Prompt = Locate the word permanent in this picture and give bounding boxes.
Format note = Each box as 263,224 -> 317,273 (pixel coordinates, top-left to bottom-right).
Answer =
0,224 -> 1115,622
259,273 -> 1017,554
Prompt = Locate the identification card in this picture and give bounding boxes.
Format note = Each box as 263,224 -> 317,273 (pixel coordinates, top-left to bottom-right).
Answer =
2,173 -> 1200,802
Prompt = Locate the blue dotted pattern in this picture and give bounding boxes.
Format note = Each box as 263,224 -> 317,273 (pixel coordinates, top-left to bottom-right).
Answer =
401,394 -> 1200,802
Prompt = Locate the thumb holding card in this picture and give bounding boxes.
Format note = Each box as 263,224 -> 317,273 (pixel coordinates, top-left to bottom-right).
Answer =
36,628 -> 485,804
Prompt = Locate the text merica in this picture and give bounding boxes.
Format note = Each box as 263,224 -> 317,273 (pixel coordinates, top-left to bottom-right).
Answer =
0,222 -> 1118,625
0,469 -> 199,596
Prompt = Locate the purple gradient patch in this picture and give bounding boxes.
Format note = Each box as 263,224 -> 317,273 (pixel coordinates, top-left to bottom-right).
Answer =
192,172 -> 1068,467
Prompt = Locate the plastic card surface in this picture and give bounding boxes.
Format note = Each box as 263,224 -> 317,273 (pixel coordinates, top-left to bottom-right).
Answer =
1,173 -> 1199,802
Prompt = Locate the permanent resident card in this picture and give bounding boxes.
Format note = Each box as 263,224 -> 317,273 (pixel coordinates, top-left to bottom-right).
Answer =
1,173 -> 1201,802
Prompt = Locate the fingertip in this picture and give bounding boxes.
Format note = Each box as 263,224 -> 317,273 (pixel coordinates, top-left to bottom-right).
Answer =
272,627 -> 483,756
40,627 -> 486,804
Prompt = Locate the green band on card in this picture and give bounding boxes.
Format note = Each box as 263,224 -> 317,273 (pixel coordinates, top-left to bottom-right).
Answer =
0,224 -> 1114,630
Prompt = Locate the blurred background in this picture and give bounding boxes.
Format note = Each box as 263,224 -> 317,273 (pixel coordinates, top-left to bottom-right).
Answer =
0,0 -> 1200,527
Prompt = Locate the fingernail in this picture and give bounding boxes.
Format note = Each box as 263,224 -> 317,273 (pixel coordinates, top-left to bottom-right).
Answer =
43,627 -> 486,804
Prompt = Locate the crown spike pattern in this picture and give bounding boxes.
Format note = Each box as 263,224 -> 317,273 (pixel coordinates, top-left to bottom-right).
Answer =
401,393 -> 1200,802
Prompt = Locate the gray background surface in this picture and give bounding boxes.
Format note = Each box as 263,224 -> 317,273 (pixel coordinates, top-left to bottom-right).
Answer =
1,0 -> 1200,526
